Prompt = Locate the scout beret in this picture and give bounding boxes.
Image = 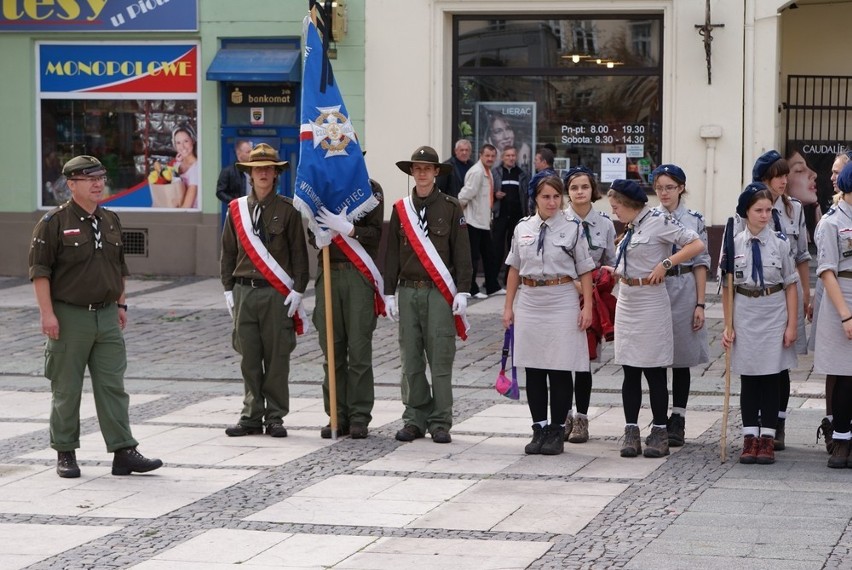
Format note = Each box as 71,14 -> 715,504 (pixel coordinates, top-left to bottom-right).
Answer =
650,164 -> 686,185
736,181 -> 769,217
563,166 -> 595,184
609,179 -> 647,203
752,150 -> 782,182
836,161 -> 852,194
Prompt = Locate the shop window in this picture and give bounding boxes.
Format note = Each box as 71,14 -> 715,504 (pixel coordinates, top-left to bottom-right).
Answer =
454,15 -> 662,190
37,42 -> 201,210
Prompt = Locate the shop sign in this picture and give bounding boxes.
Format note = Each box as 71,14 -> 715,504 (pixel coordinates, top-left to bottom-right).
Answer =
229,85 -> 295,107
39,43 -> 197,95
1,0 -> 198,32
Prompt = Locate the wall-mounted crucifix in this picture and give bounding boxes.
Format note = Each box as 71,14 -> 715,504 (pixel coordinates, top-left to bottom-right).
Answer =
695,0 -> 724,85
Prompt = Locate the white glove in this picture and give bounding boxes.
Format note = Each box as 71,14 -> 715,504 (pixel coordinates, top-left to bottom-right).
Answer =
314,228 -> 333,249
284,290 -> 303,318
384,295 -> 398,321
317,206 -> 354,236
224,291 -> 234,318
452,292 -> 469,316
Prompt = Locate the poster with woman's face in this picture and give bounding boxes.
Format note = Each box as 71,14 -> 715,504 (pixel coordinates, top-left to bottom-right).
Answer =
475,102 -> 536,174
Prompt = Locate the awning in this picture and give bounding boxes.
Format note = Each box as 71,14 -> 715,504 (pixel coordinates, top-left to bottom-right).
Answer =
206,48 -> 300,82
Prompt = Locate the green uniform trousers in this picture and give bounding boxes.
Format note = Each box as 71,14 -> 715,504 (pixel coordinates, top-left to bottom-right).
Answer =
313,265 -> 377,427
397,286 -> 457,433
44,302 -> 137,453
232,284 -> 295,427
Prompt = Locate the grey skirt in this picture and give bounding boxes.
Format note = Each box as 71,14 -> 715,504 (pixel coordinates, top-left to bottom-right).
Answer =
795,280 -> 808,355
513,282 -> 590,372
614,283 -> 673,368
813,276 -> 852,375
730,287 -> 798,376
665,272 -> 710,368
808,280 -> 823,353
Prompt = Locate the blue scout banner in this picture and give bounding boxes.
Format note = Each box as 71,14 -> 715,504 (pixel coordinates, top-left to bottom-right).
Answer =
1,0 -> 198,32
293,18 -> 377,237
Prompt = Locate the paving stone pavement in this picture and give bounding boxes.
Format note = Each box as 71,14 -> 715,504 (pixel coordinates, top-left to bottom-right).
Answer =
0,275 -> 844,569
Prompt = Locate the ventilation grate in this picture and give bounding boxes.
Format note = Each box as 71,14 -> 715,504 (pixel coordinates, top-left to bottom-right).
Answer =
122,229 -> 148,257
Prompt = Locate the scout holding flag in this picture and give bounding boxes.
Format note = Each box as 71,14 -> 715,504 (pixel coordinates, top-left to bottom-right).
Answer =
293,3 -> 385,440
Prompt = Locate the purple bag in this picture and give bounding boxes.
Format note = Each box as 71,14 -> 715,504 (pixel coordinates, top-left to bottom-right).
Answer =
495,325 -> 520,400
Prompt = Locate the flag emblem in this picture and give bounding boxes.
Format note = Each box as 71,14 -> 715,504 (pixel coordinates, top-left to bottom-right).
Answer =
309,106 -> 354,157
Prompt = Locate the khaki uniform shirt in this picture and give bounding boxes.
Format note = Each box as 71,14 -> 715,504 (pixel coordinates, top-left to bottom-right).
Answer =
28,200 -> 128,305
384,187 -> 472,294
221,192 -> 310,292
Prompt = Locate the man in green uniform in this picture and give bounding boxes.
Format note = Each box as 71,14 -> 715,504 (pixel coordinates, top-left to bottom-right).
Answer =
312,180 -> 384,439
29,155 -> 163,478
384,146 -> 472,444
221,143 -> 310,438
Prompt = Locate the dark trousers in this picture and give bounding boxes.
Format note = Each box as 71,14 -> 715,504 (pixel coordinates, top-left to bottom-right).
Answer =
468,226 -> 500,295
526,368 -> 572,425
741,373 -> 781,429
622,365 -> 668,426
832,376 -> 852,434
492,211 -> 521,282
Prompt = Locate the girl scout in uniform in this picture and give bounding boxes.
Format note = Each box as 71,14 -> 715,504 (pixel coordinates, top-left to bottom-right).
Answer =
813,151 -> 851,452
606,179 -> 704,459
749,150 -> 811,450
502,175 -> 595,456
813,161 -> 852,468
721,183 -> 799,465
650,165 -> 711,448
564,166 -> 616,444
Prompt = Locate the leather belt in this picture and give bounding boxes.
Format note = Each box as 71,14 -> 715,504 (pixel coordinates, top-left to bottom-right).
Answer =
838,271 -> 852,279
735,284 -> 784,298
235,277 -> 270,288
521,276 -> 573,287
620,277 -> 655,286
399,279 -> 434,288
665,265 -> 694,277
58,300 -> 112,311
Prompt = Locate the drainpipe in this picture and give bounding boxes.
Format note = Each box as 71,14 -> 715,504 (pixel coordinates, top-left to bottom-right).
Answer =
743,0 -> 756,184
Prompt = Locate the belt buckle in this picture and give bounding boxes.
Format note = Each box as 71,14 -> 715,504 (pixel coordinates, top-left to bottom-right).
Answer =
251,279 -> 261,289
87,303 -> 97,311
535,279 -> 546,287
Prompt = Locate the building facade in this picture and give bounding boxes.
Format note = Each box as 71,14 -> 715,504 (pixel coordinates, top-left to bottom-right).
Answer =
1,0 -> 850,276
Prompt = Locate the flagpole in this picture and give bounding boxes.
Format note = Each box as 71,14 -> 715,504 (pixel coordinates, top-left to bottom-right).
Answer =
322,245 -> 339,439
720,217 -> 735,463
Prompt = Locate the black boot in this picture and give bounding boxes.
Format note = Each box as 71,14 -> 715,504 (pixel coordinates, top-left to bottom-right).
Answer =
525,424 -> 545,455
56,450 -> 80,478
540,424 -> 565,455
667,414 -> 685,447
112,447 -> 163,476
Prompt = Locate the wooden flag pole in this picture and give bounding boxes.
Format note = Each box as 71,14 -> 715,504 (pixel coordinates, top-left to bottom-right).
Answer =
721,271 -> 734,462
322,245 -> 339,439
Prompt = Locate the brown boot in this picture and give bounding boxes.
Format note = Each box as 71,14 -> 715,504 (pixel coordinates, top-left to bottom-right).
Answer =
562,415 -> 574,442
620,425 -> 642,458
773,418 -> 786,451
740,435 -> 758,464
568,415 -> 589,443
756,435 -> 775,465
827,438 -> 850,469
643,426 -> 670,458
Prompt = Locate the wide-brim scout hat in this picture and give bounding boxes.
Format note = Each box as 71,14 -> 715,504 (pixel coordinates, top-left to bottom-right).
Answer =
62,155 -> 106,178
396,146 -> 452,176
237,143 -> 289,173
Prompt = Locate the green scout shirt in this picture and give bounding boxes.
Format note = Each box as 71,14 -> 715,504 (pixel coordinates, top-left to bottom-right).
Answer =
28,200 -> 128,305
221,192 -> 310,293
383,185 -> 472,295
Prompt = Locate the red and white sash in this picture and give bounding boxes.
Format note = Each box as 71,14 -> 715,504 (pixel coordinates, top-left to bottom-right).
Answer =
395,197 -> 470,340
331,233 -> 387,317
229,197 -> 308,335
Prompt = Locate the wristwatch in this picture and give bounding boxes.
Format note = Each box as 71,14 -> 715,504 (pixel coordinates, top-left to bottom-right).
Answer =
117,303 -> 128,311
661,258 -> 673,270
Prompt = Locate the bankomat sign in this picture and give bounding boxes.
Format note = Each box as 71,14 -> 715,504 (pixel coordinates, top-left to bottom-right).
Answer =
39,43 -> 198,94
0,0 -> 197,32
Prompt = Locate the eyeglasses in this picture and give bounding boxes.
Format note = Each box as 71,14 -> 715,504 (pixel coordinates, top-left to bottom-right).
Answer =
68,176 -> 108,184
654,184 -> 680,194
